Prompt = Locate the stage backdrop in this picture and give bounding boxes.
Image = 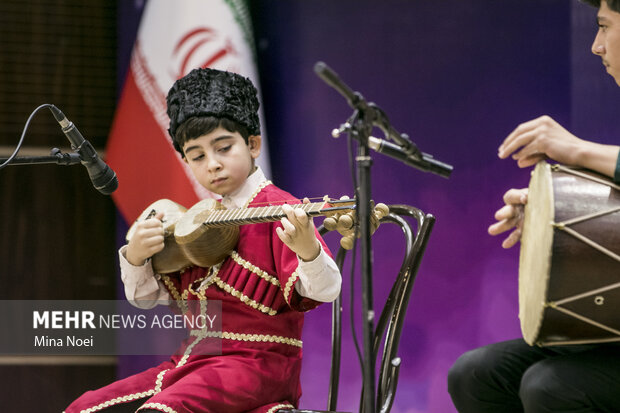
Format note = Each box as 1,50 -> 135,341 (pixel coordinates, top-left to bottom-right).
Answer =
115,1 -> 620,412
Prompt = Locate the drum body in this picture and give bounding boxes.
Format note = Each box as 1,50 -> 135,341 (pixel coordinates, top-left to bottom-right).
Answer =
519,162 -> 620,346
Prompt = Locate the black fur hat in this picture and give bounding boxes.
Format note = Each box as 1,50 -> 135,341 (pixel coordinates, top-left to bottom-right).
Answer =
166,68 -> 260,151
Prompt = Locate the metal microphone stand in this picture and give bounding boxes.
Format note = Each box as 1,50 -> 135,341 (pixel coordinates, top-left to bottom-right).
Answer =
0,104 -> 82,169
348,107 -> 378,413
0,148 -> 82,167
314,61 -> 452,413
315,62 -> 389,413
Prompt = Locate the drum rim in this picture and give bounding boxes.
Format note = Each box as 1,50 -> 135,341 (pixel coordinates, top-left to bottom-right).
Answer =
519,161 -> 554,345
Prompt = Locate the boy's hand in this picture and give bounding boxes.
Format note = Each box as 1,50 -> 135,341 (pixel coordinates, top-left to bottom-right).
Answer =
277,198 -> 321,262
488,188 -> 528,249
126,211 -> 165,266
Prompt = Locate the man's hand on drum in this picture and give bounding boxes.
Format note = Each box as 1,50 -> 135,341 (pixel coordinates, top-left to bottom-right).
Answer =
498,116 -> 620,177
498,115 -> 585,168
488,188 -> 528,249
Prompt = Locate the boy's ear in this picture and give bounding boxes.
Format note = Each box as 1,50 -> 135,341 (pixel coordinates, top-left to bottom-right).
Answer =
248,135 -> 262,159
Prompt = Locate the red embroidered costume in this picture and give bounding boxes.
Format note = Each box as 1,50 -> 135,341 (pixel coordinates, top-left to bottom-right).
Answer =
65,179 -> 337,413
66,66 -> 341,413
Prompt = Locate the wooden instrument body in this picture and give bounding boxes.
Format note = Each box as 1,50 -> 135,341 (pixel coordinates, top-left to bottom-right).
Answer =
174,199 -> 240,268
519,162 -> 620,346
126,199 -> 240,273
125,199 -> 189,274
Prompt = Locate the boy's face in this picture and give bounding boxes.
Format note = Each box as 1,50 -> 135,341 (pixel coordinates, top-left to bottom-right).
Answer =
182,126 -> 261,196
592,1 -> 620,85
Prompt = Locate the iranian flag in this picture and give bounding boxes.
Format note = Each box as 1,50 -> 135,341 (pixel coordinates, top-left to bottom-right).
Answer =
106,0 -> 269,224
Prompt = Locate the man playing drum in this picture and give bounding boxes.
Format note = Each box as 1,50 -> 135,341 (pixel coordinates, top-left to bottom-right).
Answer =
448,1 -> 620,412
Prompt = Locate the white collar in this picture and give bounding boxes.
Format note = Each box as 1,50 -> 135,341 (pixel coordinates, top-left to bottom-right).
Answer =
220,167 -> 267,209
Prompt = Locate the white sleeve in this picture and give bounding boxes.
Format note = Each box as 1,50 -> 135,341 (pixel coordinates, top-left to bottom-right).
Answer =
294,244 -> 342,302
119,245 -> 171,309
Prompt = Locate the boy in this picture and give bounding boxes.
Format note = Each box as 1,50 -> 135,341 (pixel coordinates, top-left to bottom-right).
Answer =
65,68 -> 341,413
448,1 -> 620,412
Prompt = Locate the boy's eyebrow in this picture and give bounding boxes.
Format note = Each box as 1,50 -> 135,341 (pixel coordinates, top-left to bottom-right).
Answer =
184,135 -> 234,153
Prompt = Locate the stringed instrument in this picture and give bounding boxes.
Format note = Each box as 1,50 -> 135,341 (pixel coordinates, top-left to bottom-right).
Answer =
127,197 -> 389,274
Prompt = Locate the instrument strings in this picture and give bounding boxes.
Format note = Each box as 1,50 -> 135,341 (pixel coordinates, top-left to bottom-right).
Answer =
204,201 -> 326,228
243,196 -> 330,208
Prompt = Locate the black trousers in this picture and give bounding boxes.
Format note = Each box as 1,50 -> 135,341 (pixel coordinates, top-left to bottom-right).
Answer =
447,339 -> 620,413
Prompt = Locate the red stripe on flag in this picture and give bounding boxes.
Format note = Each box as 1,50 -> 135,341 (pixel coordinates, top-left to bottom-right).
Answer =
106,70 -> 200,223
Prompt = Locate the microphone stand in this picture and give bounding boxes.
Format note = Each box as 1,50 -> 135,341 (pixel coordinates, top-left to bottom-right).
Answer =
0,105 -> 82,169
315,62 -> 385,413
352,109 -> 378,413
314,62 -> 452,413
1,104 -> 118,195
0,148 -> 82,167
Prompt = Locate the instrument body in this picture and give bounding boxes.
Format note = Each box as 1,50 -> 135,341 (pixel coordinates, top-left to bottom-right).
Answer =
519,162 -> 620,346
125,199 -> 189,274
126,197 -> 384,274
174,198 -> 240,268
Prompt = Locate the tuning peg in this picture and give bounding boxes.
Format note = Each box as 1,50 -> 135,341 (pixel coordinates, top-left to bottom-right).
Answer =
337,214 -> 354,231
340,234 -> 354,250
374,203 -> 389,219
323,217 -> 338,231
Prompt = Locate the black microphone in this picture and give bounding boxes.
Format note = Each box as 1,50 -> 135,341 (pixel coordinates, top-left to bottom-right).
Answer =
314,61 -> 361,109
49,105 -> 118,194
368,136 -> 453,178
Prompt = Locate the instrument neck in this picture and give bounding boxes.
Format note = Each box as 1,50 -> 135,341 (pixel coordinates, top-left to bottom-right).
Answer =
203,202 -> 326,228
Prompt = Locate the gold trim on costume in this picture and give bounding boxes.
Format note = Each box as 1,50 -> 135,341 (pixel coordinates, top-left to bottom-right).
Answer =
161,275 -> 188,314
79,389 -> 155,413
230,250 -> 280,286
283,270 -> 300,304
214,275 -> 277,316
177,333 -> 208,367
161,275 -> 181,301
244,179 -> 272,208
138,402 -> 178,413
154,369 -> 168,392
192,330 -> 303,348
266,403 -> 295,413
189,265 -> 220,300
79,367 -> 171,412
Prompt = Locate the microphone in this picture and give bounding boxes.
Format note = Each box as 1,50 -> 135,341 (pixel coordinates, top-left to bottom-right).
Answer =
368,136 -> 453,178
314,61 -> 361,109
315,62 -> 420,156
49,105 -> 118,195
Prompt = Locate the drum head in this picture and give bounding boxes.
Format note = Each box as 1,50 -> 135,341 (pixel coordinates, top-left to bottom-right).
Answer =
519,162 -> 555,345
126,199 -> 187,242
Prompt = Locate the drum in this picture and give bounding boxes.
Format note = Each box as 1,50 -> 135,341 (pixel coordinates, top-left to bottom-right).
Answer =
519,162 -> 620,346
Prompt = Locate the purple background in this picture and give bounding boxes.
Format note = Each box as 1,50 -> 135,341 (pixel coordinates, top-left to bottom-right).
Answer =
116,1 -> 620,412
